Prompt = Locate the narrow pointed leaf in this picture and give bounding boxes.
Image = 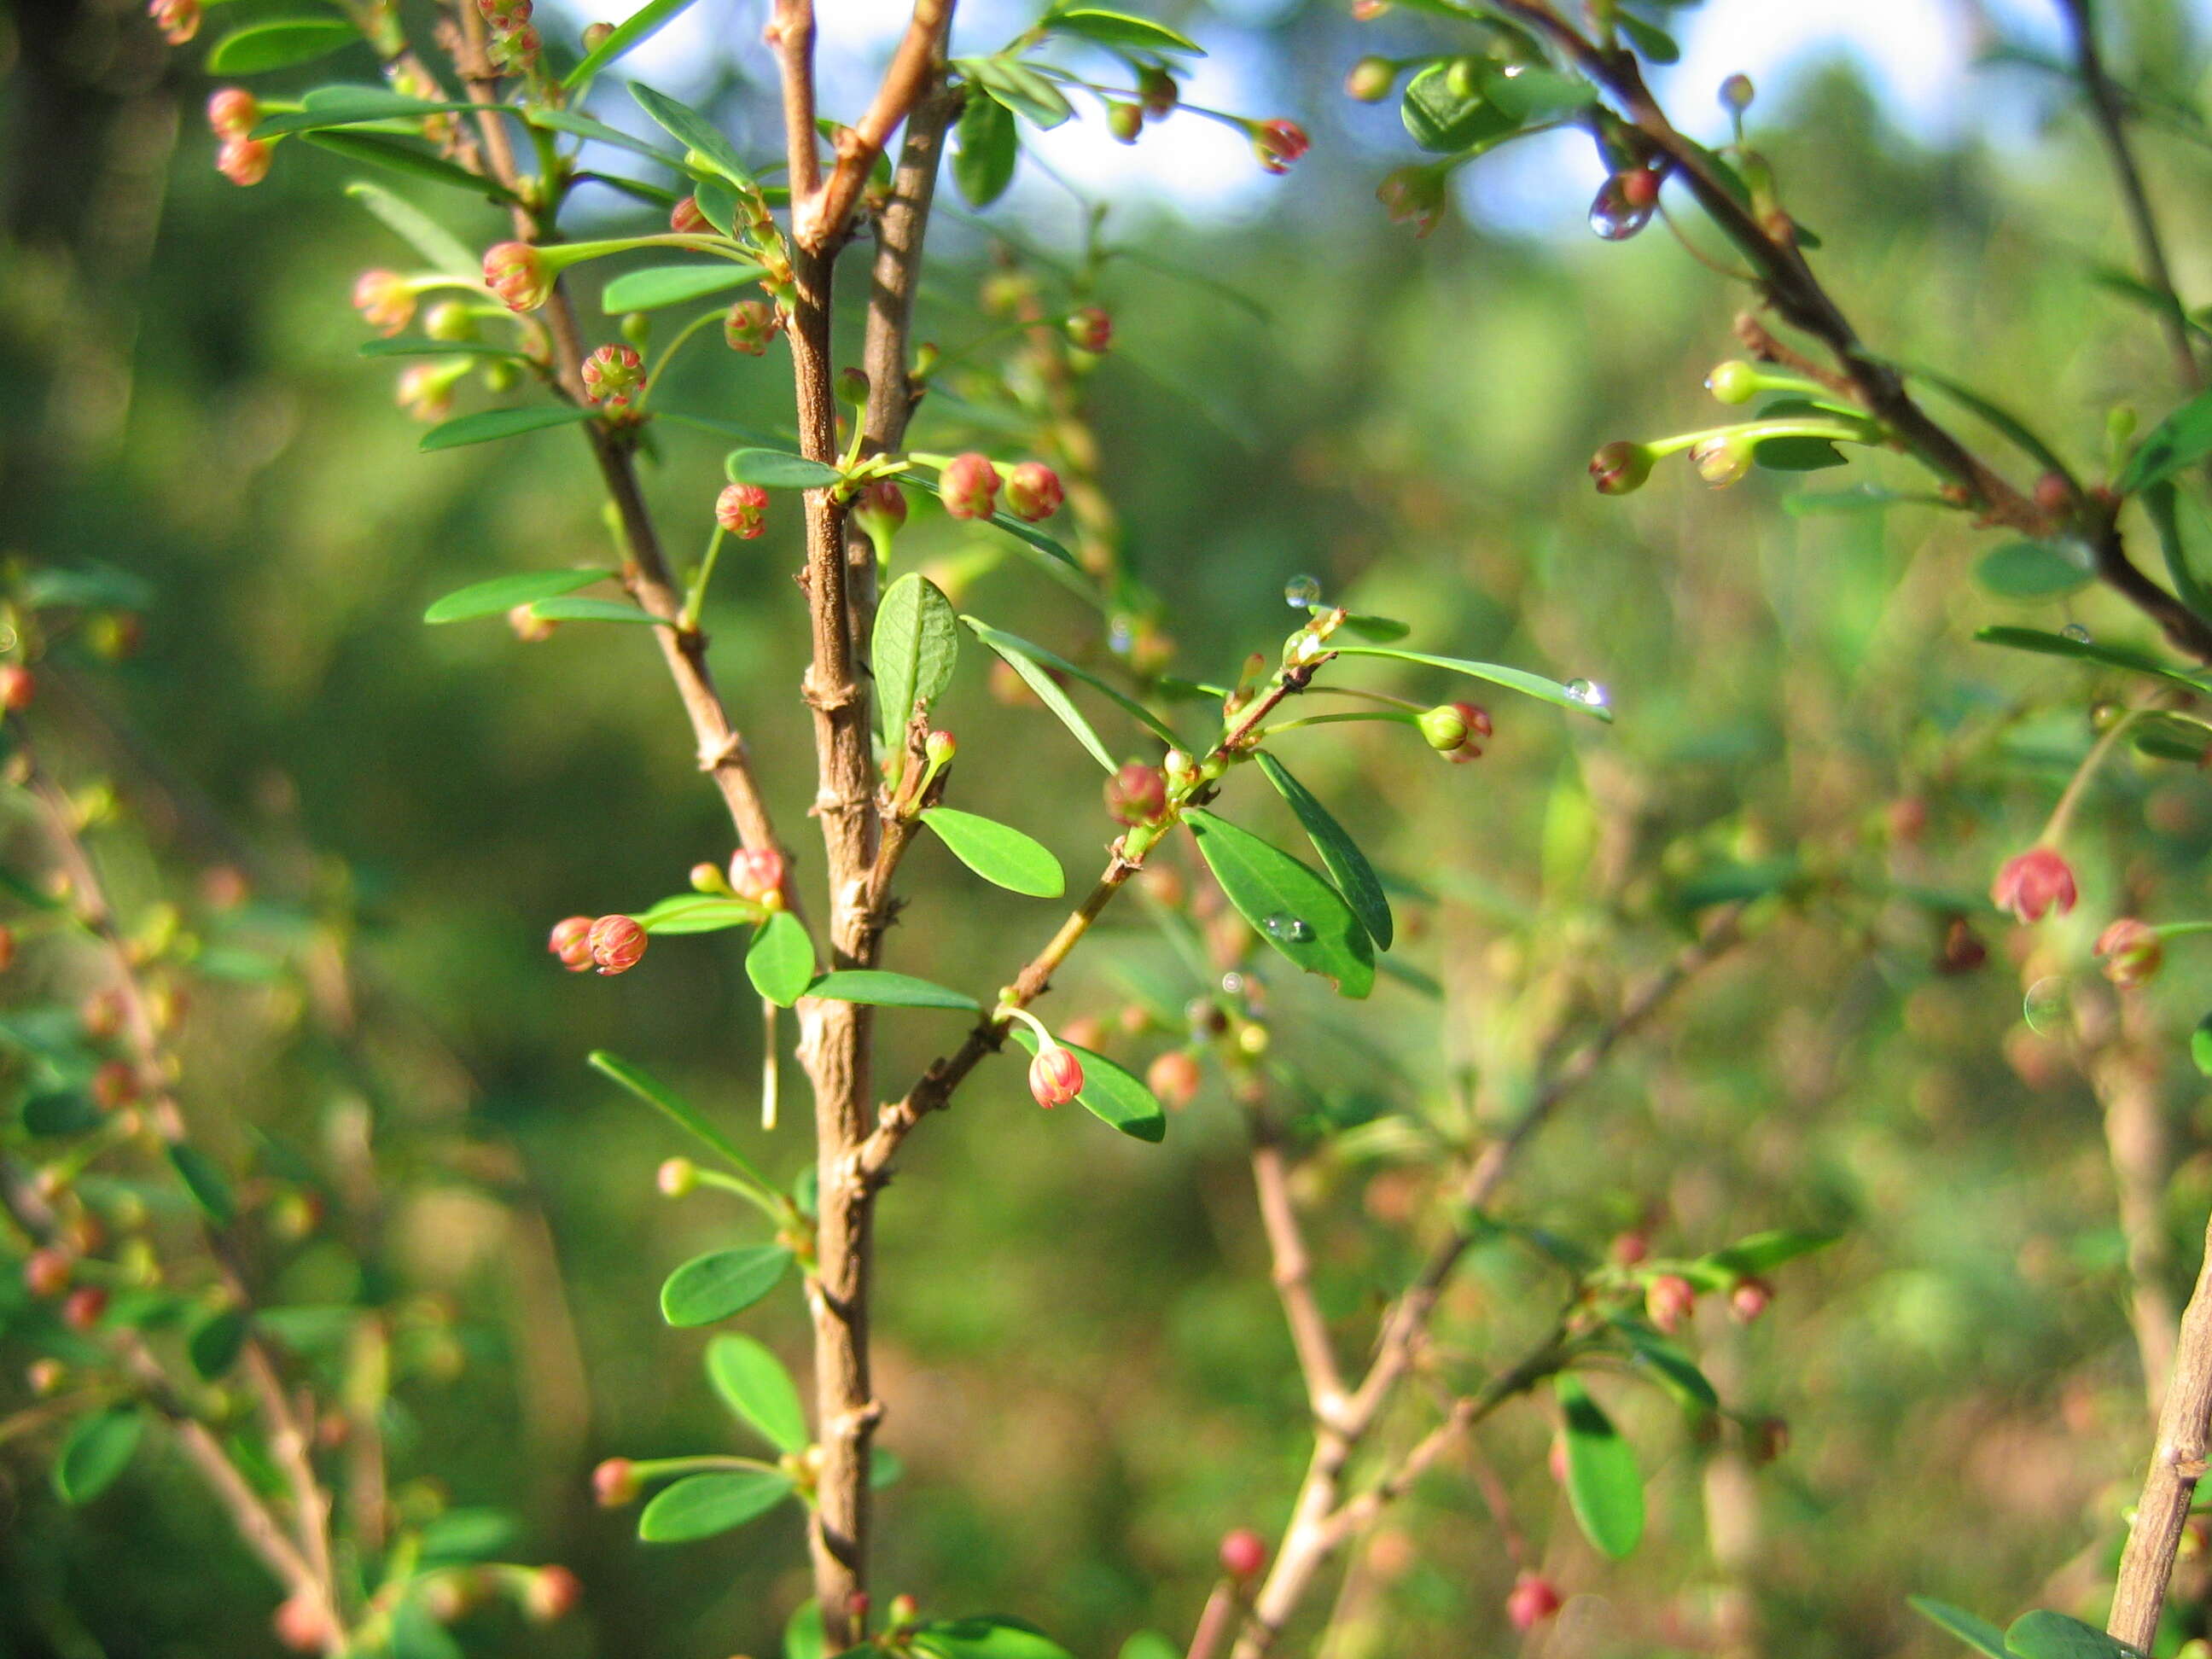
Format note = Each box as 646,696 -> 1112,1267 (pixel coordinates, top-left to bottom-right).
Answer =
961,617 -> 1178,745
1909,1598 -> 2017,1659
1330,645 -> 1612,722
912,1617 -> 1076,1659
637,1469 -> 795,1542
425,568 -> 607,623
566,0 -> 704,85
168,1144 -> 236,1225
707,1333 -> 811,1452
2121,385 -> 2212,494
207,19 -> 356,73
2005,1613 -> 2145,1659
1185,811 -> 1373,998
963,624 -> 1117,771
187,1307 -> 251,1379
628,893 -> 766,933
1045,9 -> 1203,53
747,911 -> 814,1006
661,1245 -> 791,1326
345,181 -> 478,274
302,131 -> 520,201
1975,540 -> 2091,599
587,1050 -> 766,1182
1007,1027 -> 1165,1143
527,106 -> 684,164
420,405 -> 597,451
1695,1228 -> 1839,1279
921,808 -> 1064,898
253,87 -> 493,138
630,83 -> 756,187
1253,752 -> 1392,949
528,597 -> 661,625
601,262 -> 765,312
1609,1318 -> 1718,1412
726,448 -> 845,488
1557,1374 -> 1643,1559
1974,625 -> 2207,693
787,1602 -> 828,1659
55,1408 -> 143,1505
954,88 -> 1019,207
805,970 -> 980,1011
875,573 -> 961,746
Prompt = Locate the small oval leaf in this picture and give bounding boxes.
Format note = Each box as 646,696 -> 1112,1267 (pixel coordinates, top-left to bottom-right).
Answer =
424,568 -> 608,624
1185,811 -> 1374,999
748,911 -> 815,1007
637,1469 -> 795,1542
805,970 -> 980,1011
725,448 -> 846,488
706,1332 -> 810,1452
55,1407 -> 144,1505
420,405 -> 597,452
920,808 -> 1064,898
1557,1374 -> 1644,1559
661,1245 -> 792,1327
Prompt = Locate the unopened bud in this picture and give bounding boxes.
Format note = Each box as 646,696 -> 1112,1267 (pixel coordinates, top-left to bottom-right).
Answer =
1416,701 -> 1489,756
1066,306 -> 1113,353
888,1594 -> 920,1629
580,342 -> 644,409
836,367 -> 870,407
526,1565 -> 582,1622
0,667 -> 35,713
423,300 -> 476,342
728,845 -> 787,905
26,1358 -> 66,1396
352,271 -> 415,336
1645,1272 -> 1696,1336
1506,1573 -> 1563,1631
940,452 -> 999,521
1219,1528 -> 1267,1580
1252,119 -> 1310,176
207,88 -> 259,139
716,482 -> 770,539
924,730 -> 957,767
549,915 -> 595,972
1345,56 -> 1394,101
1588,440 -> 1653,496
1004,462 -> 1064,523
587,915 -> 647,975
1106,760 -> 1168,825
216,137 -> 271,187
62,1285 -> 108,1330
24,1248 -> 71,1299
1107,102 -> 1143,143
2097,917 -> 2163,987
724,299 -> 781,355
1720,73 -> 1755,114
1145,1049 -> 1202,1108
1728,1278 -> 1772,1322
1704,360 -> 1761,405
658,1156 -> 697,1196
1138,67 -> 1178,118
508,602 -> 556,643
1691,432 -> 1755,486
149,0 -> 201,44
591,1457 -> 640,1506
582,20 -> 615,49
671,195 -> 709,234
853,478 -> 907,539
483,241 -> 554,313
1027,1041 -> 1084,1108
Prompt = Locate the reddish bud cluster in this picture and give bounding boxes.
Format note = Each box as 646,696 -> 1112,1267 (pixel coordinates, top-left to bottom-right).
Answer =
63,1284 -> 108,1330
549,916 -> 594,972
1506,1573 -> 1563,1631
1106,760 -> 1168,825
1146,1049 -> 1202,1108
1066,306 -> 1113,353
1644,1272 -> 1696,1336
716,483 -> 770,539
1252,119 -> 1310,176
24,1247 -> 71,1299
216,138 -> 271,188
1027,1041 -> 1084,1108
853,478 -> 907,538
483,242 -> 553,313
1004,462 -> 1064,523
580,343 -> 644,409
352,271 -> 415,337
1990,847 -> 2076,924
148,0 -> 200,43
728,845 -> 786,905
586,915 -> 647,975
940,452 -> 999,521
725,298 -> 781,355
670,195 -> 710,235
207,89 -> 259,140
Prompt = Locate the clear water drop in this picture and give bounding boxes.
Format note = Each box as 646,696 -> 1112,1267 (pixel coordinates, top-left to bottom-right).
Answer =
1107,615 -> 1134,655
1284,574 -> 1323,611
1564,678 -> 1609,708
1220,972 -> 1245,997
2023,975 -> 2073,1036
2061,622 -> 2092,643
1262,912 -> 1315,944
1588,176 -> 1655,242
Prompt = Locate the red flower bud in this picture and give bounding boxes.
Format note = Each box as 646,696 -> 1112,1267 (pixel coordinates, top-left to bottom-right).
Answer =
526,1565 -> 581,1622
272,1592 -> 333,1655
1138,67 -> 1178,118
1105,760 -> 1168,825
587,915 -> 647,975
1004,462 -> 1064,523
149,0 -> 201,43
724,299 -> 781,355
92,1059 -> 139,1111
671,195 -> 709,235
0,667 -> 36,713
1610,1231 -> 1649,1266
1066,306 -> 1113,353
352,271 -> 415,336
1028,1041 -> 1083,1108
1588,440 -> 1653,496
62,1285 -> 108,1331
483,241 -> 553,313
728,845 -> 787,905
853,478 -> 907,538
580,343 -> 644,409
24,1248 -> 71,1299
1145,1049 -> 1202,1108
591,1457 -> 639,1506
1990,847 -> 2077,924
396,363 -> 457,423
1253,119 -> 1310,175
2096,917 -> 2163,987
216,137 -> 271,188
207,89 -> 259,139
1728,1278 -> 1772,1323
940,452 -> 999,521
716,482 -> 770,539
1506,1573 -> 1563,1631
1645,1272 -> 1696,1336
549,915 -> 595,971
1219,1528 -> 1267,1580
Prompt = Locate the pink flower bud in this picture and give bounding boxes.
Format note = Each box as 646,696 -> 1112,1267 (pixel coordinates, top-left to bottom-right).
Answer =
657,1156 -> 697,1196
1028,1041 -> 1083,1108
1105,760 -> 1168,825
940,452 -> 999,521
591,1457 -> 639,1506
924,729 -> 957,767
1610,1231 -> 1649,1266
525,1565 -> 581,1622
580,343 -> 644,409
92,1059 -> 139,1110
272,1592 -> 333,1654
2097,917 -> 2163,987
352,271 -> 416,336
1645,1272 -> 1696,1336
1004,462 -> 1064,523
1991,847 -> 2077,924
724,298 -> 781,355
508,602 -> 557,643
549,915 -> 595,972
23,1248 -> 71,1299
1588,440 -> 1654,496
716,482 -> 769,539
587,915 -> 647,975
396,363 -> 457,423
1145,1049 -> 1202,1108
207,89 -> 259,139
63,1284 -> 108,1330
1506,1573 -> 1563,1631
1107,102 -> 1143,143
729,845 -> 787,905
483,241 -> 553,313
1729,1278 -> 1772,1322
1219,1528 -> 1267,1580
0,667 -> 35,713
216,137 -> 271,187
1066,306 -> 1113,352
1252,119 -> 1310,175
1376,165 -> 1447,236
670,195 -> 709,235
853,478 -> 907,538
149,0 -> 201,43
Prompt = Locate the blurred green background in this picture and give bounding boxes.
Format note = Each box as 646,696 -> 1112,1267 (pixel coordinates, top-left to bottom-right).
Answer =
12,0 -> 2212,1655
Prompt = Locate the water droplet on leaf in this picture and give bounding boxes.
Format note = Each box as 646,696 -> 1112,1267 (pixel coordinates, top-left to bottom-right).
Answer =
1284,574 -> 1323,610
2062,622 -> 2092,643
1220,972 -> 1245,997
2023,975 -> 2073,1035
1261,912 -> 1315,943
1108,615 -> 1134,655
1588,177 -> 1655,242
1565,678 -> 1609,708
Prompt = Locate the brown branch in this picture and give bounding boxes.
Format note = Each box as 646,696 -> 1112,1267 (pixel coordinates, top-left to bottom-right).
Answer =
2110,1210 -> 2212,1650
800,0 -> 954,251
1249,1126 -> 1349,1423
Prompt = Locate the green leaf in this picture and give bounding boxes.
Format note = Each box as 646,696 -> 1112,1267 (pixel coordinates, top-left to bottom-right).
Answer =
805,970 -> 981,1011
953,89 -> 1019,209
566,0 -> 704,85
1330,645 -> 1612,722
1400,62 -> 1518,154
1976,540 -> 2091,599
637,1469 -> 795,1542
2194,1010 -> 2212,1077
23,1091 -> 102,1136
1908,1598 -> 2018,1659
921,808 -> 1064,899
301,132 -> 519,202
424,568 -> 607,624
706,1332 -> 810,1452
601,262 -> 765,312
252,86 -> 491,139
1615,11 -> 1679,61
416,1507 -> 521,1564
963,623 -> 1117,771
787,1602 -> 828,1659
54,1408 -> 143,1505
748,911 -> 815,1006
1610,1318 -> 1718,1412
960,616 -> 1178,746
419,405 -> 598,452
964,58 -> 1074,129
2005,1612 -> 2145,1659
2121,385 -> 2212,493
1557,1374 -> 1643,1559
726,448 -> 845,488
630,82 -> 756,187
206,18 -> 357,74
1904,364 -> 2074,480
527,106 -> 684,165
1339,612 -> 1411,642
1118,1636 -> 1182,1659
661,1245 -> 792,1327
690,176 -> 742,235
528,597 -> 661,625
392,1594 -> 466,1659
629,894 -> 765,934
587,1051 -> 765,1181
1751,433 -> 1846,472
1185,811 -> 1375,999
358,338 -> 531,361
187,1306 -> 250,1379
345,182 -> 478,274
875,573 -> 961,746
168,1144 -> 236,1225
1696,1228 -> 1839,1279
1253,753 -> 1392,950
1045,8 -> 1204,53
2143,482 -> 2212,619
1974,625 -> 2208,694
1006,1027 -> 1166,1143
912,1617 -> 1076,1659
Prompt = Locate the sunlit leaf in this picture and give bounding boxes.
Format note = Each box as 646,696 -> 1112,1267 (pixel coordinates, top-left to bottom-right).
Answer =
566,0 -> 704,86
706,1333 -> 810,1452
747,911 -> 815,1006
661,1245 -> 792,1327
1186,810 -> 1374,998
1557,1374 -> 1642,1559
920,808 -> 1064,898
419,406 -> 597,451
424,568 -> 607,623
637,1469 -> 795,1542
1253,752 -> 1391,949
806,970 -> 980,1011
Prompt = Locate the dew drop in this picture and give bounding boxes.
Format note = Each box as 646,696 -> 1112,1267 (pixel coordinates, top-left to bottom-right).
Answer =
1220,972 -> 1246,997
1564,678 -> 1609,708
1262,912 -> 1315,943
1284,574 -> 1323,610
1108,615 -> 1134,655
2061,622 -> 2092,643
2023,975 -> 2073,1036
1588,177 -> 1655,242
